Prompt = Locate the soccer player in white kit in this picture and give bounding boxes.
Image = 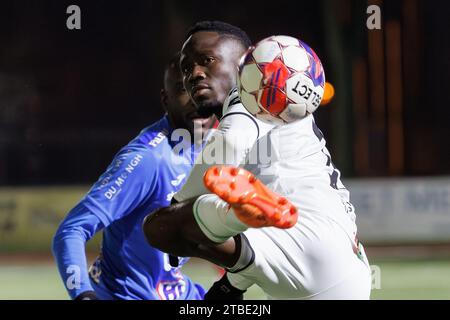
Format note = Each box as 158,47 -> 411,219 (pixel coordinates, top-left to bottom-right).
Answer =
143,21 -> 371,300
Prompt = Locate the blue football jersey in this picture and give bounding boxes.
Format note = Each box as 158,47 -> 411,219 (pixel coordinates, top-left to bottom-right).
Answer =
53,116 -> 205,300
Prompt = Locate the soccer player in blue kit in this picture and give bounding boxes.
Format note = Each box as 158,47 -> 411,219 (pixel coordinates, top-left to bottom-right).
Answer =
52,52 -> 217,300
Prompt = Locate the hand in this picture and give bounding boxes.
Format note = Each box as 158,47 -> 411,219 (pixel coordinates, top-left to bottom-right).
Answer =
74,291 -> 98,300
204,273 -> 246,300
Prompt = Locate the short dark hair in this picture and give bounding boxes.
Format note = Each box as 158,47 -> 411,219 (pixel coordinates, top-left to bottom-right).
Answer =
185,21 -> 252,49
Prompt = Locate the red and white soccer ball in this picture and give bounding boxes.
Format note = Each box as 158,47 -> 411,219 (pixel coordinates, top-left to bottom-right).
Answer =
237,35 -> 325,125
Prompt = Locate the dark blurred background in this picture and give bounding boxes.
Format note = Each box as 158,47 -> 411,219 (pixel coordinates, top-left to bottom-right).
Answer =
1,0 -> 449,186
1,0 -> 450,300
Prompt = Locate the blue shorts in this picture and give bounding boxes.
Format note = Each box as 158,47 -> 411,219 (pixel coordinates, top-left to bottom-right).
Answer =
89,274 -> 205,300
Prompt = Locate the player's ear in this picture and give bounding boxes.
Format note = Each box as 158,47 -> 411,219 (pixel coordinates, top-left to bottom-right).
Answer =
160,88 -> 168,111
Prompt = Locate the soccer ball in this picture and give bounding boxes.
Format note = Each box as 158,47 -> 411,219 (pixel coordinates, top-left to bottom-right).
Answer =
237,35 -> 325,125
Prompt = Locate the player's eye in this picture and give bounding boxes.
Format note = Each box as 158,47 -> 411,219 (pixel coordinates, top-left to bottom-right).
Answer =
204,56 -> 215,65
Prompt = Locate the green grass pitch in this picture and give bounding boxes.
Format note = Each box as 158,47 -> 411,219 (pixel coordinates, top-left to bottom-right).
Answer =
0,258 -> 449,300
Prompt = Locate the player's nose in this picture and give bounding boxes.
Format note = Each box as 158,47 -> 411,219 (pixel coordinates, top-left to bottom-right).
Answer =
190,64 -> 207,81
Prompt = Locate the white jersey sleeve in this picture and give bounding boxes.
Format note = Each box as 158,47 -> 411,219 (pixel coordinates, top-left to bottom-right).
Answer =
174,88 -> 275,202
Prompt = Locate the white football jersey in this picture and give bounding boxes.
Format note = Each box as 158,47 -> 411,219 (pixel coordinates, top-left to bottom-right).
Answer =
221,114 -> 371,299
243,113 -> 358,239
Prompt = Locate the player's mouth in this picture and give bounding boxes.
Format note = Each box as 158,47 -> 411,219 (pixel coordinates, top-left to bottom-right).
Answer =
191,83 -> 211,99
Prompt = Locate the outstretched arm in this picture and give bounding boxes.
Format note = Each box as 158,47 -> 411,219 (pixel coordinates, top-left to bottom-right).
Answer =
53,149 -> 157,299
52,203 -> 103,300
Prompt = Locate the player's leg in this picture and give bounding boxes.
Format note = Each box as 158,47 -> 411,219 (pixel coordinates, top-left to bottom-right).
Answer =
143,198 -> 242,268
306,256 -> 371,300
143,165 -> 299,270
143,165 -> 302,296
225,218 -> 372,299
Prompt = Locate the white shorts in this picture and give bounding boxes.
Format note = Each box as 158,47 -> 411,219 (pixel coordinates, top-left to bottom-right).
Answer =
227,213 -> 372,300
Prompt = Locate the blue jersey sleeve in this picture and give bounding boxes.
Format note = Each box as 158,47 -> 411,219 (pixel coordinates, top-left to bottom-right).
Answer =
52,203 -> 104,299
81,149 -> 158,226
53,147 -> 158,299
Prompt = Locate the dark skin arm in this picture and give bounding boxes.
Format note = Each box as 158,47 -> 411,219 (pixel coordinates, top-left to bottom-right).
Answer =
143,197 -> 240,268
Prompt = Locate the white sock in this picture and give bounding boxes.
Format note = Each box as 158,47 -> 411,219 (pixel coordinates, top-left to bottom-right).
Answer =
193,194 -> 248,243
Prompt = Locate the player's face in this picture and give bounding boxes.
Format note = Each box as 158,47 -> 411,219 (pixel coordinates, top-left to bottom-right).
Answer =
180,31 -> 244,117
161,66 -> 216,140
